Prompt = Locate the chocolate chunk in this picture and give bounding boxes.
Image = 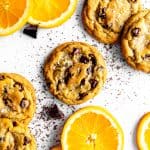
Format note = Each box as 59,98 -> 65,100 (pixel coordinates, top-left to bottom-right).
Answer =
23,136 -> 31,145
87,66 -> 94,74
89,79 -> 98,89
48,104 -> 64,119
14,82 -> 24,92
0,137 -> 5,142
89,54 -> 97,65
64,68 -> 72,84
80,56 -> 89,64
12,121 -> 18,127
3,97 -> 12,105
80,79 -> 85,85
143,54 -> 150,61
98,8 -> 106,19
23,24 -> 38,38
0,75 -> 5,80
79,93 -> 88,99
131,28 -> 140,36
20,98 -> 29,109
72,48 -> 80,55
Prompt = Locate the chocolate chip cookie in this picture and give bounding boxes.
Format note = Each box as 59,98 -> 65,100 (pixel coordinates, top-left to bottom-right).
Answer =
0,118 -> 36,150
82,0 -> 141,44
121,10 -> 150,73
44,42 -> 107,105
0,73 -> 36,124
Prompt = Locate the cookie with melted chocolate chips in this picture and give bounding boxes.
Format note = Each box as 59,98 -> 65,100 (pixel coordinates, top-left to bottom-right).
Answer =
121,10 -> 150,73
82,0 -> 142,44
44,42 -> 107,105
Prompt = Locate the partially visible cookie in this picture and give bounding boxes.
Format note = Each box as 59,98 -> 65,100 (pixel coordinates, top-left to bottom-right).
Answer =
44,42 -> 107,105
0,73 -> 36,124
0,118 -> 36,150
121,10 -> 150,73
50,145 -> 62,150
82,0 -> 141,44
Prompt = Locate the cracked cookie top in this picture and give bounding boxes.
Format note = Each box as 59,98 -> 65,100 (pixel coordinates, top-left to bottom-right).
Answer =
0,73 -> 36,124
121,10 -> 150,73
44,42 -> 107,105
0,118 -> 36,150
82,0 -> 141,44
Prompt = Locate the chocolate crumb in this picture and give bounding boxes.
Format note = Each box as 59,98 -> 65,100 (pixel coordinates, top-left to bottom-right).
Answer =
23,24 -> 38,38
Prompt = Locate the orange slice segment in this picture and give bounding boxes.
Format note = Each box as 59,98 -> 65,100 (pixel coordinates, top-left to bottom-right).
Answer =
61,106 -> 124,150
0,0 -> 31,36
28,0 -> 78,28
137,112 -> 150,150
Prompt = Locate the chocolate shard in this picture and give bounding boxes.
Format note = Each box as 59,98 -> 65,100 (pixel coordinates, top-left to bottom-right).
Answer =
23,24 -> 38,38
89,79 -> 98,89
48,104 -> 64,119
80,56 -> 89,64
131,27 -> 141,37
23,136 -> 31,145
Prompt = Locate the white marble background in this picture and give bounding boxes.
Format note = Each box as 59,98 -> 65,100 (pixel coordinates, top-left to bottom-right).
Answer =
0,0 -> 149,149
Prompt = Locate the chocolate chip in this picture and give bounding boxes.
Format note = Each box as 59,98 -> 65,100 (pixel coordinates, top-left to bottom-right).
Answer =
3,97 -> 12,105
87,66 -> 94,74
89,54 -> 97,65
131,28 -> 141,36
80,56 -> 89,64
48,104 -> 64,119
0,75 -> 5,80
131,0 -> 137,2
143,54 -> 150,61
89,79 -> 98,89
13,82 -> 24,92
0,137 -> 5,142
78,93 -> 88,100
23,24 -> 38,38
20,98 -> 29,109
12,121 -> 17,127
80,79 -> 85,85
72,48 -> 80,55
98,8 -> 106,19
64,68 -> 72,84
23,136 -> 31,145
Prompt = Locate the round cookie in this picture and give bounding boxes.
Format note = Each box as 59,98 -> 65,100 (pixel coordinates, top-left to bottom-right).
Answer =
0,73 -> 36,124
0,118 -> 36,150
82,0 -> 141,44
121,10 -> 150,73
44,42 -> 107,105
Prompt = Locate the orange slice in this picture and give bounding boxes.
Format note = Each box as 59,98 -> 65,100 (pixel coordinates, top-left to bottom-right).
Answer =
28,0 -> 78,28
51,145 -> 62,150
137,112 -> 150,150
61,106 -> 124,150
0,0 -> 31,36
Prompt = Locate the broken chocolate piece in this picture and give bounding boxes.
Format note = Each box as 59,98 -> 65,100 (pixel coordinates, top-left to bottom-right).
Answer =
89,79 -> 98,89
12,121 -> 18,127
23,136 -> 31,145
80,56 -> 89,64
48,104 -> 64,119
20,98 -> 29,109
80,79 -> 85,85
64,68 -> 72,84
23,24 -> 38,38
131,27 -> 140,36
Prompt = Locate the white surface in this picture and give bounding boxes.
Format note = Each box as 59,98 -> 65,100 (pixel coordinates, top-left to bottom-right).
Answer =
0,0 -> 150,149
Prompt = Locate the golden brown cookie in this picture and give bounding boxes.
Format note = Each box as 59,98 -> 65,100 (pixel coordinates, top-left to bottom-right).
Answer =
44,42 -> 107,105
0,118 -> 36,150
50,145 -> 62,150
121,10 -> 150,73
0,73 -> 36,124
82,0 -> 141,44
